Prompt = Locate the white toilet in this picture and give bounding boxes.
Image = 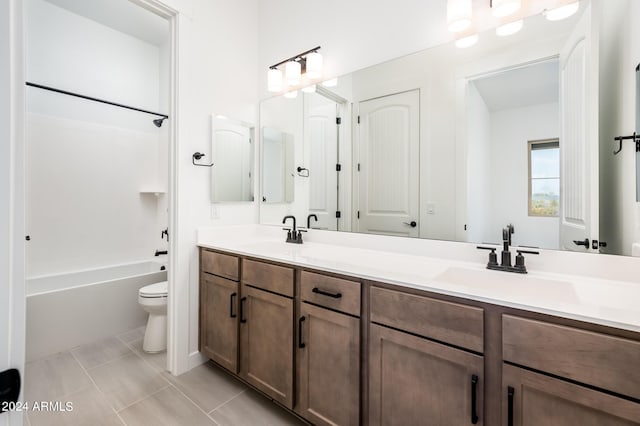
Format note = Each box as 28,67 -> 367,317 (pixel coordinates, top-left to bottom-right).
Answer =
138,281 -> 168,353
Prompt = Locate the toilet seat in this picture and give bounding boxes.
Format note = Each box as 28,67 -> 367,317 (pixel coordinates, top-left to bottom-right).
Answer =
139,281 -> 168,298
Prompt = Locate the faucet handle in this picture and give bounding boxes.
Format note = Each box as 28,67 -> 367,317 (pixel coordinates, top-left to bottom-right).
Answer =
514,249 -> 539,273
477,246 -> 499,268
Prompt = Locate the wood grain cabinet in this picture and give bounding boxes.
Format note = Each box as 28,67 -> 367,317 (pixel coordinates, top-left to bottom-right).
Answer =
297,272 -> 361,426
199,250 -> 240,373
239,260 -> 295,409
502,315 -> 640,425
369,286 -> 485,425
502,364 -> 640,425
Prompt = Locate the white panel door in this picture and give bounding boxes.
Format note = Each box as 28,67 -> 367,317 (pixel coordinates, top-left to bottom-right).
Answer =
1,0 -> 25,423
304,95 -> 337,230
213,122 -> 252,202
559,4 -> 599,252
356,90 -> 420,237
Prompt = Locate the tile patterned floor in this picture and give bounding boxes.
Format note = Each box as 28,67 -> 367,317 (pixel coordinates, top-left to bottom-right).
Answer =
24,327 -> 306,425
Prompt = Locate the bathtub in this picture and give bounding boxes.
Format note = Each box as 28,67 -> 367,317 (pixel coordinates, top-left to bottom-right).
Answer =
26,260 -> 168,362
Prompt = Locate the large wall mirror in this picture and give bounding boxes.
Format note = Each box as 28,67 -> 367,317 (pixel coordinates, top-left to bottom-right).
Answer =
259,0 -> 640,257
211,115 -> 254,202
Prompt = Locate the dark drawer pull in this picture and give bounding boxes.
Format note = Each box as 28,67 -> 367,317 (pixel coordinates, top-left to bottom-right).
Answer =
471,375 -> 479,424
508,386 -> 514,426
312,287 -> 342,299
240,297 -> 247,323
229,292 -> 237,318
298,316 -> 306,348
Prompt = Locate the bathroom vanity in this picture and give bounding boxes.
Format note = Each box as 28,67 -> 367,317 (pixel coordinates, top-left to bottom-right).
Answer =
198,226 -> 640,426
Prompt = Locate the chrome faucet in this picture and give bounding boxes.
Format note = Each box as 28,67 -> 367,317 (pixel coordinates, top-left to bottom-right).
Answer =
477,223 -> 538,274
282,215 -> 304,244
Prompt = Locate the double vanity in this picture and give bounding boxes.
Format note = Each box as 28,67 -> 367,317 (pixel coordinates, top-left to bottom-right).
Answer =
198,225 -> 640,425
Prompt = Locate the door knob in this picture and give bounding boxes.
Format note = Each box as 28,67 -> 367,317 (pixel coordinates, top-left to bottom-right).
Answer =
573,238 -> 589,247
403,221 -> 417,228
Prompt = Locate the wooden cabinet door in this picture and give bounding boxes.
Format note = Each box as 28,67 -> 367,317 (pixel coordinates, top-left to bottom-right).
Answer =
369,324 -> 484,426
200,274 -> 239,373
298,303 -> 360,426
502,363 -> 640,426
240,284 -> 294,408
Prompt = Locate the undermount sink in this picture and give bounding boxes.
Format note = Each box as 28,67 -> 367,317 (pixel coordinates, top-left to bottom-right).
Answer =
432,267 -> 579,305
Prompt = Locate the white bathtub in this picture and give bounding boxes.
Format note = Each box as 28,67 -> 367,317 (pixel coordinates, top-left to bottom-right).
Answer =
26,260 -> 168,362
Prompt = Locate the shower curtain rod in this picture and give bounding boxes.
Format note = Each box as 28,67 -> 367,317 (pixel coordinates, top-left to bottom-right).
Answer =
25,82 -> 169,119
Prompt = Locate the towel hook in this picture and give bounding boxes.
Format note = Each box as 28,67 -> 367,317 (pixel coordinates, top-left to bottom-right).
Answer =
192,152 -> 214,167
613,132 -> 640,155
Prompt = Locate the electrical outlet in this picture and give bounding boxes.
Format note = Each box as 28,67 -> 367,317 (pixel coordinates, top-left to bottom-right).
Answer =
426,204 -> 435,215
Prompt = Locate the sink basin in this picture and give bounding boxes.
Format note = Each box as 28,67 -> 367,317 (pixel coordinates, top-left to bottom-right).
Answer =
432,267 -> 578,305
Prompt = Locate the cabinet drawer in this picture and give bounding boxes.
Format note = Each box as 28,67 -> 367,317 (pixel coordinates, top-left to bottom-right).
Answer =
201,249 -> 239,281
242,259 -> 294,297
301,271 -> 360,316
503,315 -> 640,400
370,287 -> 484,353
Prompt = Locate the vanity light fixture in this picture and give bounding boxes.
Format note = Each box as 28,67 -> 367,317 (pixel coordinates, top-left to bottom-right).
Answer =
447,0 -> 472,33
545,1 -> 579,21
285,60 -> 302,86
496,19 -> 523,36
491,0 -> 521,18
322,78 -> 338,87
267,46 -> 323,93
284,90 -> 298,99
456,34 -> 479,48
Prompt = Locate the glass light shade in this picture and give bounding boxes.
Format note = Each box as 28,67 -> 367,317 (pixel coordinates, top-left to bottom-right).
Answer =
491,0 -> 521,18
267,68 -> 283,92
447,0 -> 472,33
455,34 -> 479,49
285,61 -> 302,86
284,90 -> 298,99
545,2 -> 579,21
496,19 -> 523,36
302,84 -> 316,93
305,52 -> 323,79
322,78 -> 338,87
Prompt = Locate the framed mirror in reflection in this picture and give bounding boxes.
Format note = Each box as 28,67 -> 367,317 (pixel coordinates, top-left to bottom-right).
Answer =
259,0 -> 640,256
210,115 -> 254,203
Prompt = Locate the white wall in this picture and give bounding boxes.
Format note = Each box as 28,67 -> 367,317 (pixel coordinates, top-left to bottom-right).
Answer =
154,0 -> 259,373
488,102 -> 560,249
25,0 -> 168,276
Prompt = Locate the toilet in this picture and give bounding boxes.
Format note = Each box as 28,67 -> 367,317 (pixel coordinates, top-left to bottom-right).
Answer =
138,281 -> 168,353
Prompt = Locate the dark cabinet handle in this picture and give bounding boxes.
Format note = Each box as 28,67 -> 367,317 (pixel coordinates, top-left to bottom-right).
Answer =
403,221 -> 417,227
240,297 -> 247,323
229,292 -> 237,318
298,316 -> 306,348
471,375 -> 479,424
573,238 -> 590,247
508,386 -> 514,426
312,287 -> 342,299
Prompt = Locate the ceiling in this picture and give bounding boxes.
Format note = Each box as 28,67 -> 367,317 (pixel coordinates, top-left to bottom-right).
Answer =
44,0 -> 169,46
472,60 -> 560,111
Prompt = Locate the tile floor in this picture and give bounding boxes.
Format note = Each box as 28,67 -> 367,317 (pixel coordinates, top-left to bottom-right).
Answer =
24,327 -> 306,426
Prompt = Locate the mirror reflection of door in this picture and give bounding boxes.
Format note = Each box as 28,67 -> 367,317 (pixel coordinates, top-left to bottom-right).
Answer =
304,93 -> 338,230
262,127 -> 294,203
466,60 -> 560,249
558,3 -> 599,252
212,118 -> 253,202
356,90 -> 420,237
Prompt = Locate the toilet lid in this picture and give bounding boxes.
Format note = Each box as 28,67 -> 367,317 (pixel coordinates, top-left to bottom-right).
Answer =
139,281 -> 168,298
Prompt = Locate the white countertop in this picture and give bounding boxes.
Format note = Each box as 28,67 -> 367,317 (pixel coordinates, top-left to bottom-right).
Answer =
198,225 -> 640,334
